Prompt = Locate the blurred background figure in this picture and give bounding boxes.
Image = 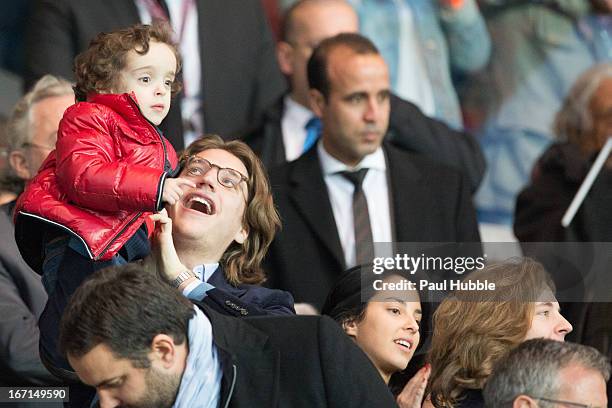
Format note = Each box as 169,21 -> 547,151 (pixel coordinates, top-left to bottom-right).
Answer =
465,0 -> 612,226
514,66 -> 612,385
4,75 -> 74,206
22,0 -> 286,150
0,116 -> 19,205
280,0 -> 491,130
245,0 -> 485,193
515,63 -> 612,243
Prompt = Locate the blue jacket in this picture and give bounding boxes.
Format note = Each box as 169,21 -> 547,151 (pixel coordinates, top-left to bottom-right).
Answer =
349,0 -> 491,129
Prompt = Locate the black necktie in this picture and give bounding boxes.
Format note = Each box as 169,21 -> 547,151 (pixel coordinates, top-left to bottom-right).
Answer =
340,168 -> 374,266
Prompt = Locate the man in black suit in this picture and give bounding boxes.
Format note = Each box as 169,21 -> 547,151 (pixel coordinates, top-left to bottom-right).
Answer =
265,33 -> 480,309
24,0 -> 286,150
60,263 -> 398,408
243,0 -> 485,193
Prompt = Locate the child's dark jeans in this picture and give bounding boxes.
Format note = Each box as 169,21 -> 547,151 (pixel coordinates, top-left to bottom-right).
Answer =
38,225 -> 150,407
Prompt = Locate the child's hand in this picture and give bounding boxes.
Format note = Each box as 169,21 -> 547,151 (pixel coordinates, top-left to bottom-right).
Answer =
162,177 -> 195,205
396,364 -> 430,408
150,209 -> 185,282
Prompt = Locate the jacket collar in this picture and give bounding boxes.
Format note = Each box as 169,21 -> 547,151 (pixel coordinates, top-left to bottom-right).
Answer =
194,302 -> 279,407
207,265 -> 248,297
87,92 -> 154,128
287,147 -> 346,269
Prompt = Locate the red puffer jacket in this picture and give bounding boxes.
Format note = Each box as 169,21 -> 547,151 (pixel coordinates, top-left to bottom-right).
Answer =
15,93 -> 179,271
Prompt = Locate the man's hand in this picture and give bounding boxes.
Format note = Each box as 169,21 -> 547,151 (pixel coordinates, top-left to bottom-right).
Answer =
396,364 -> 431,408
162,177 -> 196,205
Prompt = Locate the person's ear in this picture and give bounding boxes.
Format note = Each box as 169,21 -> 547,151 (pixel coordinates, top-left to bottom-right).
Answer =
234,225 -> 248,245
9,150 -> 32,180
342,319 -> 359,339
309,89 -> 325,118
512,395 -> 538,408
276,41 -> 294,77
150,334 -> 177,369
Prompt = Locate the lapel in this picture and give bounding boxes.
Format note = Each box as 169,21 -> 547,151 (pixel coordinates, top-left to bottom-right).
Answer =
198,303 -> 279,408
288,148 -> 345,269
384,144 -> 430,242
259,97 -> 287,169
207,265 -> 247,297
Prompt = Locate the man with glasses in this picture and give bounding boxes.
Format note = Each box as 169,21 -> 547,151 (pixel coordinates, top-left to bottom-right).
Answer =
149,134 -> 295,317
483,338 -> 609,408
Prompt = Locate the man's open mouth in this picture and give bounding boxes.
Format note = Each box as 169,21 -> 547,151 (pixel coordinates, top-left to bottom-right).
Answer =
184,194 -> 215,215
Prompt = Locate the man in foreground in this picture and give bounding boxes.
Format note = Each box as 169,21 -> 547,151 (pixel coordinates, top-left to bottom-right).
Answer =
59,263 -> 397,407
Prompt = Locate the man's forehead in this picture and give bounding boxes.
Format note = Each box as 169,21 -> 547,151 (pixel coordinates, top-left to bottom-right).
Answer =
192,148 -> 248,175
327,50 -> 389,91
69,343 -> 128,386
31,95 -> 73,139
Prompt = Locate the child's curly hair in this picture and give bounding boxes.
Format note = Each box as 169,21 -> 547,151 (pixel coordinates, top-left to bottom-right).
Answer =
73,21 -> 182,102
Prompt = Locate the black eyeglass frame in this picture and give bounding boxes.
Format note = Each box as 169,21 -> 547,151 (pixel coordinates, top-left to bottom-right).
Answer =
183,156 -> 249,190
531,396 -> 600,408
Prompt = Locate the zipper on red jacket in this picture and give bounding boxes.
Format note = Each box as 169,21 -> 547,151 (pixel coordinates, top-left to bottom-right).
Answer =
95,211 -> 143,260
125,95 -> 173,172
94,96 -> 175,260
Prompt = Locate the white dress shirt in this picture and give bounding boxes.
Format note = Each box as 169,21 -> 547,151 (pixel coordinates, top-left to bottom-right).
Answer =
281,95 -> 314,162
318,143 -> 393,268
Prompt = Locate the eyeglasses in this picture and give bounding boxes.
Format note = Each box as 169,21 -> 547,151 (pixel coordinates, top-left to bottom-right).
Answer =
22,142 -> 55,151
533,396 -> 603,408
184,156 -> 248,189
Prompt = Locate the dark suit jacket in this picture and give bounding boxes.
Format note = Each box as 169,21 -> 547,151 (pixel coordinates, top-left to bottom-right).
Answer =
202,265 -> 295,317
24,0 -> 286,150
242,94 -> 486,192
265,144 -> 481,308
197,302 -> 398,408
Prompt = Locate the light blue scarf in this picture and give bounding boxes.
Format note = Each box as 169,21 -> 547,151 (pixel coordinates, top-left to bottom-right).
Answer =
173,306 -> 222,408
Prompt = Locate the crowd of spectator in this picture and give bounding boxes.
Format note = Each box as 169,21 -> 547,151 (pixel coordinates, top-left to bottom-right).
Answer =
0,0 -> 611,407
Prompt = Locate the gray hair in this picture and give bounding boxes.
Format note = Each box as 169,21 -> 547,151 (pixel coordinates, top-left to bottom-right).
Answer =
483,339 -> 610,408
6,75 -> 73,152
554,63 -> 612,151
2,75 -> 73,193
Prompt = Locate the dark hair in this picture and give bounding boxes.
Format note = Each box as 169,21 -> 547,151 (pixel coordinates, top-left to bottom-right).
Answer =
59,263 -> 194,368
307,32 -> 379,99
73,21 -> 182,102
484,339 -> 610,408
322,264 -> 430,344
180,135 -> 281,285
321,265 -> 369,325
